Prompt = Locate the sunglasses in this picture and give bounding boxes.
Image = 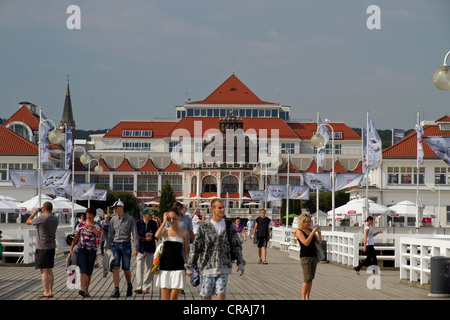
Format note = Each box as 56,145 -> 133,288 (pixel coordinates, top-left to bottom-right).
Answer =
167,216 -> 178,221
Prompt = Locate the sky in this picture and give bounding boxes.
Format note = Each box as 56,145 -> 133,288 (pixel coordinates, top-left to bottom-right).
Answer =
1,0 -> 449,131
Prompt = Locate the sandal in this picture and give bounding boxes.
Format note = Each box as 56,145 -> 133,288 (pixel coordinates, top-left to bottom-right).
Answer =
262,261 -> 268,265
257,259 -> 262,264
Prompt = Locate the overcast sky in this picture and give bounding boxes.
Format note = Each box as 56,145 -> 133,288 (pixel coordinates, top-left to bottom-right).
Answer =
1,0 -> 449,131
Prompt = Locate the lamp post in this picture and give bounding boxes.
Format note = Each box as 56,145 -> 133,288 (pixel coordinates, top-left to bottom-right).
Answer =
433,51 -> 450,90
279,148 -> 291,228
37,108 -> 63,211
311,123 -> 335,231
71,146 -> 90,228
87,158 -> 103,207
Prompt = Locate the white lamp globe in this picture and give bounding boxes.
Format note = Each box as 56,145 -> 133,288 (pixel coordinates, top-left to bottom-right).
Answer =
80,153 -> 90,165
311,133 -> 325,148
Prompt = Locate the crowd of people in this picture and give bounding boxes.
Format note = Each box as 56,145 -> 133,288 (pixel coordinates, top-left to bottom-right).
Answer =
25,199 -> 378,301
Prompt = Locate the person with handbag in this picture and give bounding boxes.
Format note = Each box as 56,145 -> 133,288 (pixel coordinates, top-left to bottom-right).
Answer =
295,213 -> 322,300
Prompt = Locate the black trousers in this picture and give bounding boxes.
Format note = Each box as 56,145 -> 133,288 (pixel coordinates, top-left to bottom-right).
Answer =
355,245 -> 378,272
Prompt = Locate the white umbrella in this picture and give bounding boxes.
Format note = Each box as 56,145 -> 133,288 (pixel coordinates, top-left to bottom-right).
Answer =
333,198 -> 395,217
243,202 -> 260,206
0,199 -> 24,213
198,202 -> 211,206
144,201 -> 160,205
20,194 -> 53,211
389,200 -> 435,218
53,196 -> 87,213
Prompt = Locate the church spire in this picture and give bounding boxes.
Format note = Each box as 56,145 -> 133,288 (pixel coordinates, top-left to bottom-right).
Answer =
60,76 -> 75,132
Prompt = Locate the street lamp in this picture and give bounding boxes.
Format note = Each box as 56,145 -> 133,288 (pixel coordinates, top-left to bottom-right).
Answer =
279,148 -> 291,228
311,123 -> 335,231
252,157 -> 281,210
433,51 -> 450,90
37,108 -> 64,211
71,146 -> 90,227
87,158 -> 103,207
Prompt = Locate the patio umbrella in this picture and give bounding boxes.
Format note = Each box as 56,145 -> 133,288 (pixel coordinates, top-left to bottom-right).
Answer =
53,196 -> 87,214
20,194 -> 53,212
389,200 -> 436,218
144,201 -> 160,205
0,199 -> 24,213
243,202 -> 260,206
333,198 -> 395,217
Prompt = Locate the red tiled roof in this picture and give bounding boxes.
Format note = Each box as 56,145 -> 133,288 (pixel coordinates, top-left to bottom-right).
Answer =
435,115 -> 450,122
278,159 -> 301,174
168,117 -> 299,139
3,105 -> 40,130
139,158 -> 160,172
288,122 -> 361,141
353,161 -> 363,173
189,74 -> 277,105
0,125 -> 38,155
333,160 -> 348,173
163,160 -> 182,172
304,159 -> 324,173
73,157 -> 87,171
383,124 -> 450,159
104,121 -> 178,139
115,157 -> 136,171
97,157 -> 113,171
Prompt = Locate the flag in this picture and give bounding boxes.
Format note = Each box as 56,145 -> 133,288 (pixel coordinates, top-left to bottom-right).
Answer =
248,190 -> 266,201
335,173 -> 364,191
316,116 -> 330,168
267,184 -> 287,201
301,172 -> 332,191
73,183 -> 96,200
367,117 -> 382,166
90,189 -> 107,201
65,124 -> 73,171
39,112 -> 53,163
422,136 -> 450,165
392,128 -> 405,144
10,170 -> 38,188
289,186 -> 310,200
41,170 -> 71,188
416,116 -> 424,165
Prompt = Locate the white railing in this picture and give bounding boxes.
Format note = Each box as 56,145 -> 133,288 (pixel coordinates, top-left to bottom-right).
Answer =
1,225 -> 73,264
271,226 -> 450,286
399,236 -> 450,285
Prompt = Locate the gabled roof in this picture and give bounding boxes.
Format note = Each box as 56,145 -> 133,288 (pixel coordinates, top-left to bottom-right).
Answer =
163,160 -> 182,172
278,159 -> 301,174
97,157 -> 113,171
0,125 -> 38,155
139,158 -> 160,172
304,159 -> 324,173
288,122 -> 361,141
3,104 -> 40,130
104,121 -> 178,139
115,157 -> 137,171
333,160 -> 348,173
353,161 -> 364,173
383,122 -> 450,159
189,74 -> 277,105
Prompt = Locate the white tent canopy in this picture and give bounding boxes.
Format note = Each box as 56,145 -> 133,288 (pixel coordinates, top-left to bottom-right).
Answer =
20,194 -> 53,212
330,198 -> 396,217
53,196 -> 87,213
0,199 -> 24,213
388,200 -> 436,218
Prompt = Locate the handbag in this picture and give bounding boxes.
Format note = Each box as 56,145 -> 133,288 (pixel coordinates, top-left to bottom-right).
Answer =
190,265 -> 200,287
315,241 -> 325,261
152,241 -> 164,275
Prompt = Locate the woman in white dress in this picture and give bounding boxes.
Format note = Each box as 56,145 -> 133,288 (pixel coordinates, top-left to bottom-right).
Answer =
155,207 -> 190,300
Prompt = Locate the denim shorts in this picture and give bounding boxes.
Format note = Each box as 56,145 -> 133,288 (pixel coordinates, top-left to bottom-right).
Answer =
112,242 -> 132,271
77,248 -> 98,275
200,274 -> 228,297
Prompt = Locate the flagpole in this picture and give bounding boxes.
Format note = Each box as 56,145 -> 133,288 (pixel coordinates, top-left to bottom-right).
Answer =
415,110 -> 421,230
316,111 -> 320,225
38,107 -> 42,212
365,110 -> 369,225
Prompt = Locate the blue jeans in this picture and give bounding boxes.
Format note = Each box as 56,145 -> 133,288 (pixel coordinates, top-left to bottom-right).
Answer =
112,242 -> 132,271
77,248 -> 97,275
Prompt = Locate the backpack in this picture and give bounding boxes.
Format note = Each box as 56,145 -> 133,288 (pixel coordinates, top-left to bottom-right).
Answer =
225,220 -> 237,263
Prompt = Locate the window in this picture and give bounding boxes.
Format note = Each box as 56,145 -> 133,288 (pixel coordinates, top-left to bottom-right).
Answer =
194,109 -> 200,116
334,132 -> 343,139
122,142 -> 151,150
435,167 -> 447,184
169,142 -> 182,153
272,109 -> 278,118
191,176 -> 197,194
279,177 -> 302,186
281,143 -> 295,154
137,176 -> 158,192
122,130 -> 152,137
388,167 -> 399,184
414,167 -> 425,184
0,164 -> 7,180
252,109 -> 258,117
194,142 -> 202,153
220,109 -> 226,117
324,144 -> 342,154
222,175 -> 239,193
162,177 -> 182,192
187,109 -> 194,117
113,176 -> 134,191
90,176 -> 110,186
243,175 -> 259,193
214,109 -> 219,117
202,175 -> 217,193
259,142 -> 269,154
246,109 -> 251,117
239,109 -> 245,117
446,206 -> 450,225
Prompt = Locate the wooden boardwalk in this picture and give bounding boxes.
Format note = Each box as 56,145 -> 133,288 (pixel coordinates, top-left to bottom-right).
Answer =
0,239 -> 444,301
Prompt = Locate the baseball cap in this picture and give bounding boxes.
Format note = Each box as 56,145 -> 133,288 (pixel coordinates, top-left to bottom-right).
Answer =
141,208 -> 153,216
112,199 -> 124,208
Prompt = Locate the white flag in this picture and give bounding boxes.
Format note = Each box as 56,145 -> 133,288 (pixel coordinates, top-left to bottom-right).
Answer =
335,173 -> 364,191
289,186 -> 310,200
367,117 -> 382,166
40,112 -> 53,163
74,183 -> 97,200
89,189 -> 107,201
10,170 -> 38,188
302,172 -> 332,191
65,125 -> 73,171
267,184 -> 287,201
41,170 -> 71,188
317,116 -> 330,168
422,136 -> 450,165
248,190 -> 266,201
416,116 -> 424,165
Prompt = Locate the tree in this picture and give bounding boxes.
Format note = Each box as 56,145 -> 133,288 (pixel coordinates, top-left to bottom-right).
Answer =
280,199 -> 302,226
303,189 -> 349,214
157,180 -> 176,219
